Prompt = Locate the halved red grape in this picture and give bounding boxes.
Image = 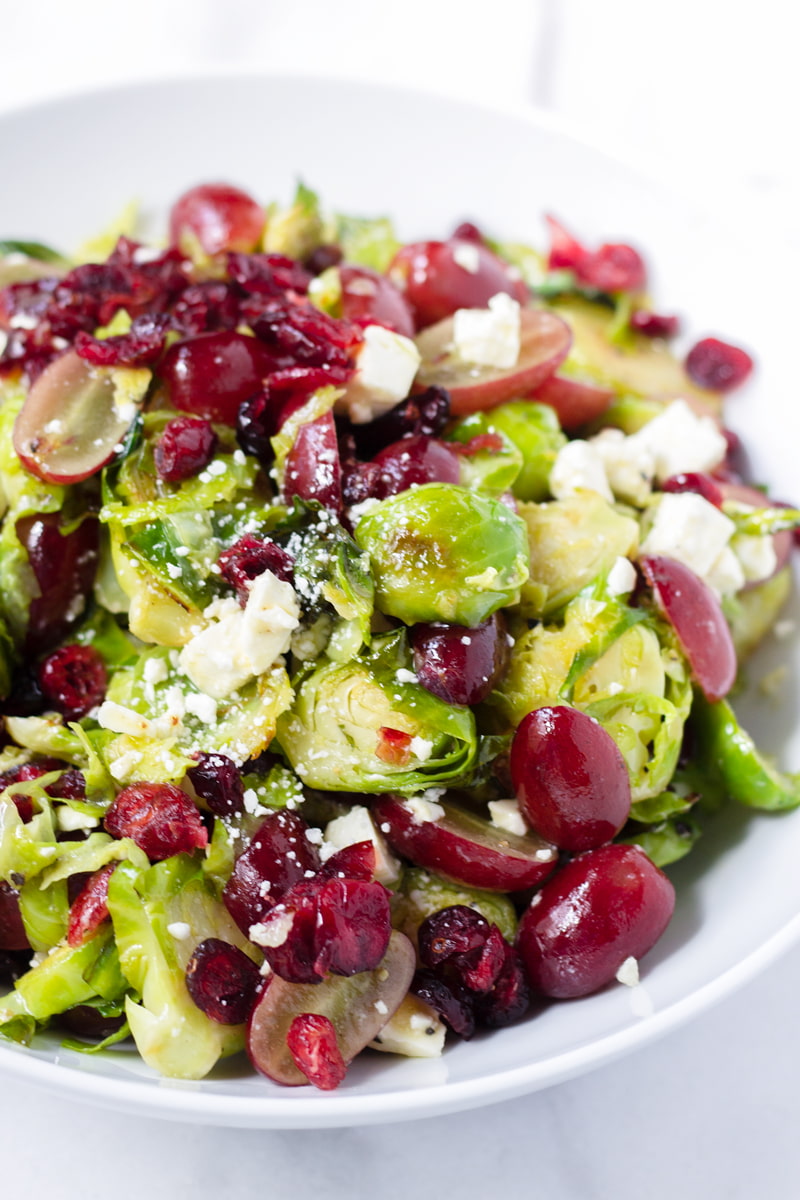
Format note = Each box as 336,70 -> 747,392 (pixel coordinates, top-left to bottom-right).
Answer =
389,238 -> 528,329
371,434 -> 461,498
527,372 -> 613,432
13,349 -> 142,484
169,183 -> 265,255
247,930 -> 415,1086
19,512 -> 99,654
159,330 -> 277,425
662,472 -> 724,508
339,265 -> 415,337
510,705 -> 631,852
640,554 -> 736,701
410,613 -> 509,706
0,883 -> 30,951
282,409 -> 342,512
415,308 -> 571,415
517,844 -> 675,998
371,794 -> 557,891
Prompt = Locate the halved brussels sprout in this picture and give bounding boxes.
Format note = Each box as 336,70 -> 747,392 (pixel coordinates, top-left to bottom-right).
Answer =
355,483 -> 529,627
277,632 -> 477,792
448,401 -> 566,502
518,492 -> 639,619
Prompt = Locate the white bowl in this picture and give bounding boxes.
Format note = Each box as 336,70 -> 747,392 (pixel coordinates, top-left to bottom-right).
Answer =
0,73 -> 798,1129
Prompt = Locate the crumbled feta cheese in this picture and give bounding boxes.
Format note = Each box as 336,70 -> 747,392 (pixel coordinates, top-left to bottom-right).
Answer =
395,668 -> 418,685
55,806 -> 98,832
639,492 -> 740,594
549,439 -> 613,503
616,956 -> 640,987
249,911 -> 294,948
167,922 -> 192,941
731,532 -> 778,584
606,555 -> 637,596
322,806 -> 401,885
108,749 -> 143,782
341,324 -> 421,424
409,736 -> 433,762
452,292 -> 521,369
625,399 -> 726,484
179,570 -> 301,698
452,241 -> 481,274
705,546 -> 746,597
488,798 -> 527,837
374,999 -> 389,1015
403,795 -> 446,824
143,657 -> 169,687
184,691 -> 218,724
590,427 -> 655,506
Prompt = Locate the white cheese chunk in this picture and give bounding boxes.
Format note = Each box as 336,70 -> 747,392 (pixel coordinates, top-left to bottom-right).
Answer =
590,427 -> 655,506
322,805 -> 401,885
341,324 -> 421,424
639,492 -> 740,594
625,398 -> 726,484
403,795 -> 446,824
606,555 -> 637,596
97,701 -> 156,739
731,532 -> 778,584
488,798 -> 528,837
616,956 -> 640,987
179,570 -> 300,699
549,439 -> 614,503
452,292 -> 521,369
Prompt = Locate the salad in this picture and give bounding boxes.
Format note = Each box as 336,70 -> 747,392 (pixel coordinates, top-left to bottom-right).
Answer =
0,181 -> 797,1091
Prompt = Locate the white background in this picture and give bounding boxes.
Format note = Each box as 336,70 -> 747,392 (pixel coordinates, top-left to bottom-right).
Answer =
1,2 -> 799,1196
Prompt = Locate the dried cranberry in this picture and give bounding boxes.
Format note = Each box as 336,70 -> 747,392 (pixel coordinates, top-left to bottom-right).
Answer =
474,943 -> 531,1027
583,243 -> 646,293
67,864 -> 117,946
171,281 -> 240,336
370,434 -> 461,498
304,244 -> 343,275
411,968 -> 475,1039
375,728 -> 413,767
319,840 -> 375,882
418,905 -> 491,967
217,534 -> 295,605
662,472 -> 724,508
185,937 -> 261,1024
460,925 -> 508,994
313,877 -> 392,977
187,752 -> 244,817
236,389 -> 285,463
685,336 -> 754,392
451,221 -> 485,243
56,1006 -> 127,1041
46,768 -> 87,800
286,1012 -> 347,1090
223,811 -> 321,935
38,644 -> 107,720
348,386 -> 451,459
243,298 -> 358,377
74,311 -> 169,367
105,783 -> 208,860
0,882 -> 30,951
629,309 -> 680,338
227,251 -> 311,299
154,416 -> 217,483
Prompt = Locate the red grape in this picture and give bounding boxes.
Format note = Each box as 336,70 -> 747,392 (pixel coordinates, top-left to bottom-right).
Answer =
169,183 -> 265,256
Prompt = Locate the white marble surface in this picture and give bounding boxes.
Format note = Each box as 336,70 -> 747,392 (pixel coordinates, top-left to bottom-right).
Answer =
1,1 -> 799,1194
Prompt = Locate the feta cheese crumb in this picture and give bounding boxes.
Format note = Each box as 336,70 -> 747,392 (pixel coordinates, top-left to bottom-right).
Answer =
395,668 -> 418,685
167,922 -> 192,941
590,427 -> 654,506
616,956 -> 640,987
606,556 -> 637,596
184,691 -> 218,724
731,531 -> 778,584
322,806 -> 401,885
409,736 -> 433,762
143,657 -> 169,687
488,798 -> 527,837
341,324 -> 421,424
625,398 -> 726,483
640,492 -> 741,595
179,570 -> 300,698
549,439 -> 614,503
452,241 -> 481,274
374,999 -> 389,1015
108,749 -> 142,782
249,911 -> 294,948
452,292 -> 521,369
96,700 -> 154,738
404,795 -> 446,824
